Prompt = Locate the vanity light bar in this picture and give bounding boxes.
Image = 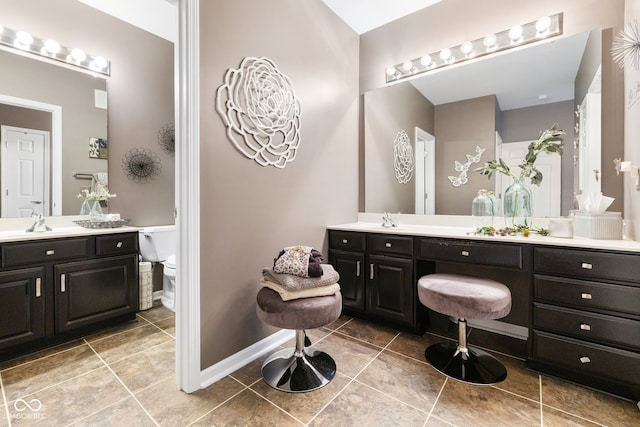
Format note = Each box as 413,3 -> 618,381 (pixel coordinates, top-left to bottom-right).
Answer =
385,13 -> 563,83
0,24 -> 110,76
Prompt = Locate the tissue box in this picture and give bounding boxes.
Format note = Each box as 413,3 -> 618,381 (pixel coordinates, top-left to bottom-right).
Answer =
572,211 -> 622,240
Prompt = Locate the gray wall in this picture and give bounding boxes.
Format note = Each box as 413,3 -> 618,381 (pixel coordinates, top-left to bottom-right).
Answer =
199,0 -> 359,368
1,0 -> 175,226
364,82 -> 434,213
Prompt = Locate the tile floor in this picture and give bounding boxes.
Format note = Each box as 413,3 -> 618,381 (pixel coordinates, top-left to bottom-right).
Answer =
1,303 -> 638,426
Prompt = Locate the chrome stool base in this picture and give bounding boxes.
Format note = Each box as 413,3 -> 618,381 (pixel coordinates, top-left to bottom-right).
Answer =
425,341 -> 507,385
261,346 -> 336,393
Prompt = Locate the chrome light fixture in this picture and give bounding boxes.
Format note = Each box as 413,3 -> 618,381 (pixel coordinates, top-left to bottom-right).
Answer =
385,13 -> 563,83
0,24 -> 110,76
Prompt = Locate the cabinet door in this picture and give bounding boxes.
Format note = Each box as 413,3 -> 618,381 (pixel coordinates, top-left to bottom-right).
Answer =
54,255 -> 138,334
0,267 -> 46,350
367,255 -> 414,325
329,250 -> 365,312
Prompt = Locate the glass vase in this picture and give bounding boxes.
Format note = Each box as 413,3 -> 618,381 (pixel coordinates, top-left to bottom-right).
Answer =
79,198 -> 91,215
503,179 -> 532,229
90,200 -> 104,221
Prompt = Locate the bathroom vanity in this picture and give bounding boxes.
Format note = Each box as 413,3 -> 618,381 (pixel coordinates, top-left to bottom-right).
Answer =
328,216 -> 640,402
0,217 -> 139,360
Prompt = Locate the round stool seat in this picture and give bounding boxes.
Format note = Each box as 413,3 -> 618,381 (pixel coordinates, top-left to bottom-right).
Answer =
256,287 -> 342,330
417,273 -> 511,320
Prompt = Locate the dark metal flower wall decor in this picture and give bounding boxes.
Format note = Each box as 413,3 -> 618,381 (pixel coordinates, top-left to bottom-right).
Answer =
158,123 -> 175,155
122,148 -> 162,183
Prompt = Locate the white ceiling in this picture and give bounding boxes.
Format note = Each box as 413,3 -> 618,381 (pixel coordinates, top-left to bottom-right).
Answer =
320,0 -> 442,34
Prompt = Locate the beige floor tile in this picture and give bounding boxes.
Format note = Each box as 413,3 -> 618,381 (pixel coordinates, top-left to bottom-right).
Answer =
335,318 -> 399,347
154,317 -> 175,337
432,378 -> 541,426
541,376 -> 640,426
0,339 -> 85,371
109,340 -> 175,393
230,356 -> 265,387
2,344 -> 103,402
541,406 -> 602,426
70,396 -> 156,427
84,318 -> 148,343
309,380 -> 428,427
7,366 -> 129,426
311,332 -> 383,379
251,372 -> 351,424
137,304 -> 174,324
356,349 -> 445,410
89,323 -> 173,364
387,331 -> 451,362
0,403 -> 8,427
191,389 -> 303,426
491,353 -> 540,401
135,375 -> 244,426
324,314 -> 353,331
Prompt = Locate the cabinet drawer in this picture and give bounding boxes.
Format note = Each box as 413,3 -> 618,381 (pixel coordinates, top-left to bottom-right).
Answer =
368,234 -> 413,256
418,238 -> 522,269
534,275 -> 640,316
2,238 -> 90,267
533,303 -> 640,349
96,233 -> 138,256
532,330 -> 640,385
534,247 -> 640,282
329,231 -> 366,252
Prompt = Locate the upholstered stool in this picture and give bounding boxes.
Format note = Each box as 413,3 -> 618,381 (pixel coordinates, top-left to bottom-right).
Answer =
256,287 -> 342,392
417,273 -> 511,384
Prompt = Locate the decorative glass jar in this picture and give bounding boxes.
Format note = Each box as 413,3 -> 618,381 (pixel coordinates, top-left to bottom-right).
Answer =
472,189 -> 494,228
503,179 -> 532,229
90,200 -> 104,221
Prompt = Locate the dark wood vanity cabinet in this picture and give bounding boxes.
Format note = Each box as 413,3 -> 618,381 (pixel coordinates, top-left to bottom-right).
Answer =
0,233 -> 139,359
530,246 -> 640,401
328,231 -> 417,330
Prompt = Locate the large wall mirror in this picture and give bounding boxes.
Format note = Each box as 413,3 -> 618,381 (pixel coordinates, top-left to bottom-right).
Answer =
0,47 -> 108,218
364,29 -> 614,217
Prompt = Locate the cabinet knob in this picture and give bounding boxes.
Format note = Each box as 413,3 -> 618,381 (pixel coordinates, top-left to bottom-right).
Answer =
581,262 -> 593,270
580,292 -> 593,300
342,239 -> 348,244
46,249 -> 55,256
579,356 -> 591,364
116,241 -> 123,248
579,323 -> 591,331
385,242 -> 392,248
461,250 -> 470,257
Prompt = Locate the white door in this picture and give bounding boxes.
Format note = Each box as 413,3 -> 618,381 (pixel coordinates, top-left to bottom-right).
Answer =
415,127 -> 435,214
496,140 -> 561,218
1,126 -> 50,218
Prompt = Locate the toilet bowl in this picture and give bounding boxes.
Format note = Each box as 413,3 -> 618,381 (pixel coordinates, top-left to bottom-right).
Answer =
138,225 -> 176,311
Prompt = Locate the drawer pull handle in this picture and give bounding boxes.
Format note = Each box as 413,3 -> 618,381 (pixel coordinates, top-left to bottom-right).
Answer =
35,278 -> 41,297
581,262 -> 593,270
581,293 -> 592,300
385,242 -> 392,248
116,241 -> 123,248
342,239 -> 348,244
580,323 -> 591,331
60,274 -> 66,293
46,249 -> 55,256
579,356 -> 591,364
370,263 -> 374,280
461,250 -> 469,257
356,261 -> 361,277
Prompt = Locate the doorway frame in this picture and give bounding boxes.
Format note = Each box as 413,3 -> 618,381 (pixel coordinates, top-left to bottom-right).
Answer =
0,94 -> 62,216
414,127 -> 435,215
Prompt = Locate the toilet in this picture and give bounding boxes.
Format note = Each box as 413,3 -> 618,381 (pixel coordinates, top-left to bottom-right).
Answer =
138,225 -> 176,311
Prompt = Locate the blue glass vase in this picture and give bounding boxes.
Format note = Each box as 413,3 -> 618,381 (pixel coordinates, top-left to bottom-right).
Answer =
503,179 -> 532,229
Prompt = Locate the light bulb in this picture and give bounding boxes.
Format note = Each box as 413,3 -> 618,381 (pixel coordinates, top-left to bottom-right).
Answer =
509,25 -> 523,43
420,55 -> 432,67
461,41 -> 474,57
0,25 -> 4,35
70,48 -> 86,62
43,39 -> 61,54
385,67 -> 397,77
401,61 -> 413,72
536,16 -> 551,36
439,48 -> 451,61
483,34 -> 497,51
91,56 -> 108,70
14,31 -> 33,50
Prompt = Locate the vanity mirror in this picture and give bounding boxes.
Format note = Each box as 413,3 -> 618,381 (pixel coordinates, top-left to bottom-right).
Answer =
364,28 -> 617,217
0,46 -> 108,218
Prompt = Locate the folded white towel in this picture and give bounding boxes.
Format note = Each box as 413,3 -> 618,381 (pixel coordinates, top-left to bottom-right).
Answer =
260,278 -> 340,301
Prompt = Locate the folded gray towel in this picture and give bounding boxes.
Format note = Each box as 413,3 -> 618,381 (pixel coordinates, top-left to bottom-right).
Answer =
262,264 -> 340,291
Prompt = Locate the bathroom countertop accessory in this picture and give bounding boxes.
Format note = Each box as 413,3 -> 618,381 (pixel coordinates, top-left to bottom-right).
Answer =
25,214 -> 52,233
382,212 -> 397,228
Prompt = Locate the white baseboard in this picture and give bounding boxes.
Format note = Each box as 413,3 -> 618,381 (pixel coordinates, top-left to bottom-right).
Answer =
152,290 -> 163,301
467,319 -> 528,340
199,329 -> 295,390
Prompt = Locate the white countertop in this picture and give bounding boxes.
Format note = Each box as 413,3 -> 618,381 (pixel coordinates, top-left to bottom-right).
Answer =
0,216 -> 138,243
328,213 -> 640,253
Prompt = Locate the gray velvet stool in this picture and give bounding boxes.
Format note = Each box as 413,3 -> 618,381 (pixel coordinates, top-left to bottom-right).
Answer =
256,287 -> 342,392
417,273 -> 512,384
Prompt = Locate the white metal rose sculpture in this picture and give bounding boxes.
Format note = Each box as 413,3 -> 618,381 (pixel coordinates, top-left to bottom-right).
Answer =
393,130 -> 414,184
216,57 -> 302,168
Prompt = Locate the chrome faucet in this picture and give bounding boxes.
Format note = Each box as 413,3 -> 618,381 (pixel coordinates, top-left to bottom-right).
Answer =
382,212 -> 397,228
26,214 -> 51,232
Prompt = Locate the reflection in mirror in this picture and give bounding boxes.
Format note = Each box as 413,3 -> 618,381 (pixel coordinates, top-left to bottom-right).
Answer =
0,47 -> 108,218
364,30 -> 607,217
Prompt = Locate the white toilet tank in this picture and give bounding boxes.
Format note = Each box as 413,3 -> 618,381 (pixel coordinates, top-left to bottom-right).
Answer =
138,225 -> 176,262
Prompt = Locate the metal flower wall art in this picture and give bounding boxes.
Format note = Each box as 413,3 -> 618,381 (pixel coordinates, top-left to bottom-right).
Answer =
393,130 -> 414,184
611,20 -> 640,70
216,57 -> 302,169
448,146 -> 486,187
122,148 -> 162,183
158,123 -> 175,155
